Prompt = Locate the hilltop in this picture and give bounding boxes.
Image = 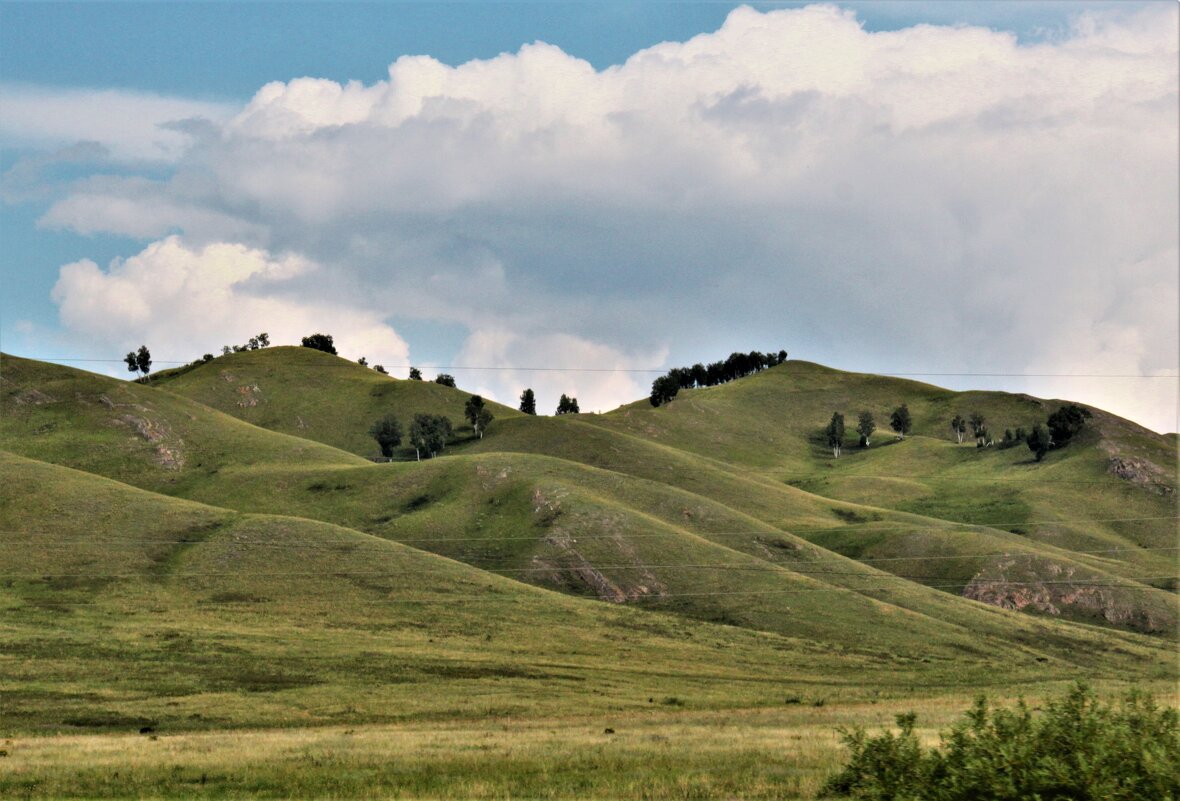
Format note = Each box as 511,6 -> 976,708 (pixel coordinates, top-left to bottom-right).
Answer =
152,346 -> 521,458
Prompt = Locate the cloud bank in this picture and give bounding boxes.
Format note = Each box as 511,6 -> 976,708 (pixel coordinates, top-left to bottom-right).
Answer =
27,4 -> 1180,428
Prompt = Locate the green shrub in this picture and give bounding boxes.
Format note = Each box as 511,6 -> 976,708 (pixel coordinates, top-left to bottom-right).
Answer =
821,684 -> 1180,800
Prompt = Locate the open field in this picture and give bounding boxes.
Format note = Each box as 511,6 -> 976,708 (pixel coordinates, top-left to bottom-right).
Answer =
5,687 -> 1177,800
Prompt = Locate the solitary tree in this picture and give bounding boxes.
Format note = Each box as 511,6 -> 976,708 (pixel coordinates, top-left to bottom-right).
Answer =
301,333 -> 337,355
826,412 -> 846,458
1046,404 -> 1092,448
369,415 -> 403,458
556,394 -> 580,414
464,395 -> 490,436
519,388 -> 536,415
1026,424 -> 1052,462
649,374 -> 680,407
475,407 -> 494,438
358,356 -> 368,367
124,345 -> 152,380
409,367 -> 422,380
373,364 -> 387,374
950,414 -> 967,444
856,410 -> 876,447
889,404 -> 912,439
434,374 -> 456,388
409,413 -> 451,460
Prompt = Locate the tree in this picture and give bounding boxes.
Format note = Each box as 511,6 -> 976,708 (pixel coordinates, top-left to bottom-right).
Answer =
519,388 -> 536,415
889,404 -> 912,439
475,407 -> 494,438
649,374 -> 680,407
826,412 -> 846,458
221,345 -> 232,356
950,414 -> 967,444
556,394 -> 580,414
1046,404 -> 1092,448
201,353 -> 214,363
434,374 -> 456,388
373,364 -> 387,374
124,345 -> 152,380
368,415 -> 403,458
301,333 -> 336,355
1027,424 -> 1052,462
856,411 -> 876,447
257,332 -> 270,347
409,367 -> 422,380
409,413 -> 451,460
968,412 -> 988,445
358,356 -> 368,367
464,394 -> 488,436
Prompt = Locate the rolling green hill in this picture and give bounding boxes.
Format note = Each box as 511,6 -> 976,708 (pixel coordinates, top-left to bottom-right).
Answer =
4,351 -> 1175,637
152,345 -> 522,458
2,350 -> 1177,800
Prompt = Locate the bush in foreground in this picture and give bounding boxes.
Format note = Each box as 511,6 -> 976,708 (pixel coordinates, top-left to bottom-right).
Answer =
822,683 -> 1179,801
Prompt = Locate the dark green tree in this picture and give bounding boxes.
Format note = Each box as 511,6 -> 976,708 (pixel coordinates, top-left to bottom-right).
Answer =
856,410 -> 876,447
889,404 -> 912,439
124,345 -> 152,380
373,364 -> 387,374
649,374 -> 680,407
300,333 -> 336,354
556,394 -> 580,414
968,412 -> 988,447
409,413 -> 451,460
826,412 -> 846,458
368,415 -> 403,458
434,373 -> 456,387
519,388 -> 536,415
950,414 -> 967,445
409,367 -> 422,380
1046,404 -> 1092,448
475,407 -> 494,438
256,332 -> 270,347
1027,424 -> 1052,462
357,356 -> 368,367
464,394 -> 493,437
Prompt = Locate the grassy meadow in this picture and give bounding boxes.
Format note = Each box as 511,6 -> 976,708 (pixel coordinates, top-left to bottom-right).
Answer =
1,348 -> 1176,798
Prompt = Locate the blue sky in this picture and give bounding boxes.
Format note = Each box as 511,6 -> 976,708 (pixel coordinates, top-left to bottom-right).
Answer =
1,2 -> 1176,428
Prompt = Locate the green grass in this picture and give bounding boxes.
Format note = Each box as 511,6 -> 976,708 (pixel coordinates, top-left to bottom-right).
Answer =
2,350 -> 1177,799
152,346 -> 522,458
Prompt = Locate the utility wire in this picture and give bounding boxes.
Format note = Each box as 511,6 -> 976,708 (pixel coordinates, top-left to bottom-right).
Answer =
1,518 -> 1176,548
12,355 -> 1179,379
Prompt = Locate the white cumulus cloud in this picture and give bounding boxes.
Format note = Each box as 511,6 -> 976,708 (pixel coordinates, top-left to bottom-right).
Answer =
29,3 -> 1180,428
51,236 -> 409,366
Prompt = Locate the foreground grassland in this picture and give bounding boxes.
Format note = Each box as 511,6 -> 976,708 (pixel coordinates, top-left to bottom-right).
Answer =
6,690 -> 1177,800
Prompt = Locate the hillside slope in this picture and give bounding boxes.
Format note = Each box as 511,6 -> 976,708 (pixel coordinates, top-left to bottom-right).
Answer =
5,353 -> 1174,637
153,346 -> 522,458
1,353 -> 365,494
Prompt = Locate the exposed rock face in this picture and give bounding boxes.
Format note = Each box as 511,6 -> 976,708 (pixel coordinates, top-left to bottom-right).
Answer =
114,413 -> 185,470
962,556 -> 1167,633
530,487 -> 665,602
1106,456 -> 1174,495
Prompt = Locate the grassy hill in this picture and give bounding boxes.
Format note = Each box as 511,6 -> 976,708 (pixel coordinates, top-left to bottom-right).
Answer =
2,350 -> 1177,800
1,353 -> 364,495
8,448 -> 1170,740
152,345 -> 522,458
5,352 -> 1174,637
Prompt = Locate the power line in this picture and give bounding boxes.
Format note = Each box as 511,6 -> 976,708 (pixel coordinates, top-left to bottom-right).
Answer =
1,578 -> 1172,602
12,355 -> 1180,379
1,518 -> 1176,548
3,537 -> 1174,564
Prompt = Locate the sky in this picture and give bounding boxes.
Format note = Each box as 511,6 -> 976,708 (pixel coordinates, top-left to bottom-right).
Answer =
1,1 -> 1177,430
